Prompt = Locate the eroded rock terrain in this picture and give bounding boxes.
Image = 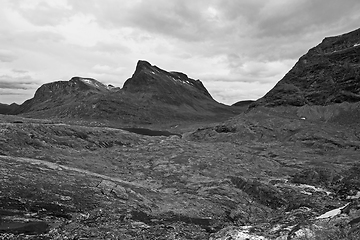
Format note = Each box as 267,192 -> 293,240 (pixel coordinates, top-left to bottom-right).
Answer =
1,109 -> 359,239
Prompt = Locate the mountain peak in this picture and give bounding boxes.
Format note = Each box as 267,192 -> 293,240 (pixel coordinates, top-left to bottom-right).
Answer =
123,60 -> 213,103
134,60 -> 152,73
132,60 -> 158,78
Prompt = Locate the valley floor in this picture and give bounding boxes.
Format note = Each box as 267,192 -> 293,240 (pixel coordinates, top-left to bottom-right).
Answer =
0,112 -> 359,239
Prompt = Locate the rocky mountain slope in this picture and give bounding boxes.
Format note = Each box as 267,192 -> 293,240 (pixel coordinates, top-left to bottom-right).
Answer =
11,61 -> 241,127
254,28 -> 360,107
123,60 -> 213,104
15,77 -> 117,114
0,103 -> 19,115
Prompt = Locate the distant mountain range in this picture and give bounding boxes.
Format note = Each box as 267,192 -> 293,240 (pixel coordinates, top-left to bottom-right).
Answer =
0,103 -> 19,115
0,61 -> 241,125
2,28 -> 360,125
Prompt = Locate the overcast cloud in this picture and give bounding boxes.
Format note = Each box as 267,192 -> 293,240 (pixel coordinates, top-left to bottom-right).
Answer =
1,0 -> 360,105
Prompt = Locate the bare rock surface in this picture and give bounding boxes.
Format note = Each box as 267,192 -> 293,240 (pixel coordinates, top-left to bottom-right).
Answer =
1,109 -> 360,239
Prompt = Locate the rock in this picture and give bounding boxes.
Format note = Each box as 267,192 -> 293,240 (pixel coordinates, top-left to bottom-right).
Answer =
338,164 -> 360,195
0,221 -> 49,235
97,180 -> 129,200
290,228 -> 315,240
112,185 -> 129,200
210,226 -> 268,240
290,167 -> 338,187
229,176 -> 287,209
0,103 -> 19,115
214,125 -> 236,133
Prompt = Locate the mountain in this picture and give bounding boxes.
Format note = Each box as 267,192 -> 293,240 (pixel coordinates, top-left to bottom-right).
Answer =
2,30 -> 360,240
254,28 -> 360,107
14,77 -> 121,119
0,103 -> 19,115
12,61 -> 240,126
123,60 -> 213,105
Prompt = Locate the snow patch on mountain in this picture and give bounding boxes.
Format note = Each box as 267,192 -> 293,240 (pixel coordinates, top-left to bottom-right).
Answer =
78,78 -> 113,90
316,203 -> 350,219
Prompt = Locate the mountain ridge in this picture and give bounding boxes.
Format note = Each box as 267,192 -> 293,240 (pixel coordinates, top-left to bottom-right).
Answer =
6,60 -> 241,126
0,103 -> 19,115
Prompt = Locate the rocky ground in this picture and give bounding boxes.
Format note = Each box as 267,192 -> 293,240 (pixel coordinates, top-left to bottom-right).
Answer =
0,108 -> 359,239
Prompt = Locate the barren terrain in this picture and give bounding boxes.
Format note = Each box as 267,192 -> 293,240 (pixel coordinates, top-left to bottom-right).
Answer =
1,106 -> 359,239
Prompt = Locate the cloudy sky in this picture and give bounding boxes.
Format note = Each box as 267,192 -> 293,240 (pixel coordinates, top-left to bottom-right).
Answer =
1,0 -> 360,105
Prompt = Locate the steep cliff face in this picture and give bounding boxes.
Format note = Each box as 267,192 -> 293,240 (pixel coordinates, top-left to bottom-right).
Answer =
254,28 -> 360,107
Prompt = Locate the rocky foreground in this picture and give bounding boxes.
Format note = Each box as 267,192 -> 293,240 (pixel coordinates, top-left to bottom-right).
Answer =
0,107 -> 359,240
